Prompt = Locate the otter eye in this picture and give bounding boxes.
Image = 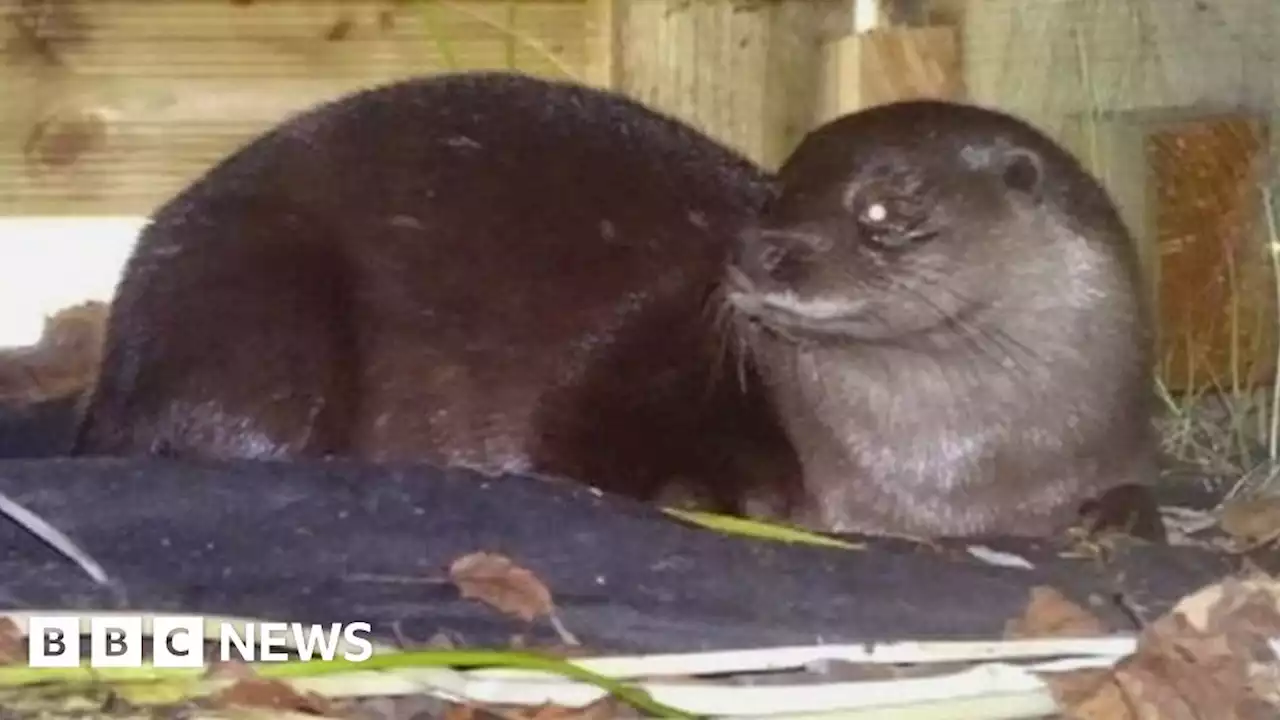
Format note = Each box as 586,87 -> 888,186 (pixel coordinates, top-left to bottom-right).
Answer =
862,201 -> 889,225
843,177 -> 932,249
852,194 -> 935,250
853,194 -> 900,235
852,195 -> 904,243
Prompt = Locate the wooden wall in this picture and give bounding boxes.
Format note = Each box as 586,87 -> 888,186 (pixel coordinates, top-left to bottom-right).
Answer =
5,0 -> 1280,396
942,0 -> 1280,393
1,0 -> 852,215
2,0 -> 593,216
612,0 -> 842,169
1149,117 -> 1275,392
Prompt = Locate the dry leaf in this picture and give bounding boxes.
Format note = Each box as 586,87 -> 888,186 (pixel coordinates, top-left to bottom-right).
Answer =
1049,574 -> 1280,719
209,677 -> 337,716
0,618 -> 26,665
1219,496 -> 1280,551
1042,668 -> 1115,716
1005,585 -> 1109,639
442,704 -> 480,720
0,301 -> 106,403
450,551 -> 555,623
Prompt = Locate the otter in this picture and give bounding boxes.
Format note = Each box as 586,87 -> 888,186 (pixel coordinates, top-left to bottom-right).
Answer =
74,73 -> 1158,538
72,71 -> 804,518
723,99 -> 1160,537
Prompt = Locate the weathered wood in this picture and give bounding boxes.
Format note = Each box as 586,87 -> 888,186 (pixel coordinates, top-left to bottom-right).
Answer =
0,0 -> 589,216
815,25 -> 963,123
959,0 -> 1277,125
617,0 -> 838,168
582,0 -> 619,89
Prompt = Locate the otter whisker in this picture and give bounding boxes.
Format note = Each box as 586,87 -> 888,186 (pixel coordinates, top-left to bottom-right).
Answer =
702,287 -> 753,397
848,256 -> 1043,378
703,290 -> 730,386
728,303 -> 754,395
907,277 -> 1046,375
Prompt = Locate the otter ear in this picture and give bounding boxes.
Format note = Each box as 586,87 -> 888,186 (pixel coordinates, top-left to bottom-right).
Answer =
999,147 -> 1044,198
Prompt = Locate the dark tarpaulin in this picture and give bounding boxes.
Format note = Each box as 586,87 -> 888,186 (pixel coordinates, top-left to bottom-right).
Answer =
0,449 -> 1241,654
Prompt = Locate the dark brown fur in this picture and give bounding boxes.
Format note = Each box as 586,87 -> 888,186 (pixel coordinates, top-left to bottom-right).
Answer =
724,100 -> 1160,537
72,72 -> 804,517
75,77 -> 1158,538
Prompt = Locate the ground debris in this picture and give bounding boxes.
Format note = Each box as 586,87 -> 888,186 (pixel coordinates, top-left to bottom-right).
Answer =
1005,585 -> 1111,639
449,551 -> 579,646
207,675 -> 342,716
0,616 -> 27,665
438,697 -> 635,720
450,552 -> 556,625
1218,495 -> 1280,552
1043,574 -> 1280,719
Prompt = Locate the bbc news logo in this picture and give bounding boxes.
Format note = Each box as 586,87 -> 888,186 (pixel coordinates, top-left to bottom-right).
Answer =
28,616 -> 375,668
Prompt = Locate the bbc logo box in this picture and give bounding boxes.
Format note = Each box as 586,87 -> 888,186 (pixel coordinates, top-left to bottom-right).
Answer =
28,615 -> 375,668
28,615 -> 208,668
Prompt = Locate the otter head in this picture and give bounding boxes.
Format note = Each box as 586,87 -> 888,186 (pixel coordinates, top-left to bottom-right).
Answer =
721,100 -> 1156,537
725,100 -> 1130,350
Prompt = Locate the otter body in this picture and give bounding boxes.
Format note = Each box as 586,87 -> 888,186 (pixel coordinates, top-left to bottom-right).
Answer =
725,100 -> 1159,536
74,72 -> 802,516
77,77 -> 1157,538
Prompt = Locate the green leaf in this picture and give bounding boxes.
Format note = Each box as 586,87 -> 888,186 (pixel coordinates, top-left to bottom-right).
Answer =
662,508 -> 863,550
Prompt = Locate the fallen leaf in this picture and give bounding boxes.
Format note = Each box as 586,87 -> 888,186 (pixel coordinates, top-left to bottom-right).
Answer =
442,703 -> 479,719
528,697 -> 631,718
1218,496 -> 1280,551
0,300 -> 106,404
662,508 -> 864,550
209,677 -> 337,716
1005,585 -> 1108,639
1042,668 -> 1115,716
1047,574 -> 1280,719
0,617 -> 26,665
450,552 -> 555,623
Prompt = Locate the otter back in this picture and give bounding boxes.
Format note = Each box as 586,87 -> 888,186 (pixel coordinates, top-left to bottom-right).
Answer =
73,72 -> 803,517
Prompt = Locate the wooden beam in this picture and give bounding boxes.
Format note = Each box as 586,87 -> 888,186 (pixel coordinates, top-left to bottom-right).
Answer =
583,0 -> 620,90
816,25 -> 963,123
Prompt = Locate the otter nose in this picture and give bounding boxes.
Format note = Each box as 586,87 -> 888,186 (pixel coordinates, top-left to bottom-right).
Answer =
736,226 -> 827,283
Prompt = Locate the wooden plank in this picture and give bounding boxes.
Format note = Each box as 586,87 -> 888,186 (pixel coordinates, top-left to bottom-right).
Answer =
762,1 -> 843,167
582,0 -> 619,89
816,25 -> 963,124
617,0 -> 833,167
0,0 -> 590,216
960,0 -> 1275,119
